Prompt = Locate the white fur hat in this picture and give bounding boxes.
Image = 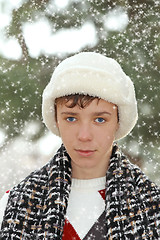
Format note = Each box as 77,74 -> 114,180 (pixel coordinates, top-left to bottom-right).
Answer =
42,52 -> 138,140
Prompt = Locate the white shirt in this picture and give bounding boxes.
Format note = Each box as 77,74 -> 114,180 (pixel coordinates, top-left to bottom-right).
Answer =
65,176 -> 106,239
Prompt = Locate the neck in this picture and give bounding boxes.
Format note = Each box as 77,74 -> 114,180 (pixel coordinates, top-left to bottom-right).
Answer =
71,158 -> 110,180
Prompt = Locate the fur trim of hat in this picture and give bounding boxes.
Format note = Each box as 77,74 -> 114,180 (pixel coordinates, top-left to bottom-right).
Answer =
42,52 -> 138,140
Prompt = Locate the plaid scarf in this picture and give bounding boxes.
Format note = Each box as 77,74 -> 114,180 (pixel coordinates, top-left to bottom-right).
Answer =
0,144 -> 160,239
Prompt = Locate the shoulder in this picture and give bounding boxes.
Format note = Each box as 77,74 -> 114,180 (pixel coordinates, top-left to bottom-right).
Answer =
0,190 -> 10,228
121,156 -> 160,199
5,154 -> 57,208
0,156 -> 56,227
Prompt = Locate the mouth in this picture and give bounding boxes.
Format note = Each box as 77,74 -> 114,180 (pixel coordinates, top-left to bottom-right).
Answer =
75,149 -> 96,157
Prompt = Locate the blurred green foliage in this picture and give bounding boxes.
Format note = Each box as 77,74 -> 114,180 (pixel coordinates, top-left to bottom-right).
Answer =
0,0 -> 159,176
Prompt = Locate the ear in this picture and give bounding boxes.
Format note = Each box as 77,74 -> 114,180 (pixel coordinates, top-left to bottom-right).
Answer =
56,119 -> 59,129
55,121 -> 61,138
54,106 -> 59,128
114,122 -> 119,141
116,122 -> 119,131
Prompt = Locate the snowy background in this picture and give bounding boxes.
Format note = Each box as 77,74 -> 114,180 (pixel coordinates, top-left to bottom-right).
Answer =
0,0 -> 160,197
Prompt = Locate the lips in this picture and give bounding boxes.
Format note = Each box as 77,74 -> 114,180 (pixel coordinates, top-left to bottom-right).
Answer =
75,149 -> 96,157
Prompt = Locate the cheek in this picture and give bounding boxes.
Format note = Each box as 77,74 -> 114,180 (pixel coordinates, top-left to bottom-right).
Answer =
97,126 -> 117,143
57,122 -> 73,143
109,120 -> 119,133
56,118 -> 64,137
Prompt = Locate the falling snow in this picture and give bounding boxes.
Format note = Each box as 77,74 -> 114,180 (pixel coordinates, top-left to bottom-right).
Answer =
0,0 -> 160,199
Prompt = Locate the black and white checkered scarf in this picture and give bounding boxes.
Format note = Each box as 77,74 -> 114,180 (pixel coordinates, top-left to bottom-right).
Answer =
0,144 -> 160,239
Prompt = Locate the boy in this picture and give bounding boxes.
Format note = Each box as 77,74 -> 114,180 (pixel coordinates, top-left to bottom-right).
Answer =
0,52 -> 160,239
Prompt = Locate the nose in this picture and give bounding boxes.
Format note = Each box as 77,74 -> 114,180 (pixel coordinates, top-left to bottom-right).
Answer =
77,123 -> 92,142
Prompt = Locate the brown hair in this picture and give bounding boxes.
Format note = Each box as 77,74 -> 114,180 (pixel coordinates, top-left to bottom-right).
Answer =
55,94 -> 99,120
55,94 -> 119,122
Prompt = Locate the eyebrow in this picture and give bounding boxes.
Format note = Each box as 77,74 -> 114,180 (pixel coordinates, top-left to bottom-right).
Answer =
93,111 -> 111,116
61,111 -> 111,116
61,112 -> 78,116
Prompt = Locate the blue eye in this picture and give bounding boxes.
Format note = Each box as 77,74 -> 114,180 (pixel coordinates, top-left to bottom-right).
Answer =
95,117 -> 105,123
66,117 -> 76,122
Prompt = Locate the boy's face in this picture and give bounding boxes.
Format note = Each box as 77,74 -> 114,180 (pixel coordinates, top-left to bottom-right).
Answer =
56,98 -> 119,179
